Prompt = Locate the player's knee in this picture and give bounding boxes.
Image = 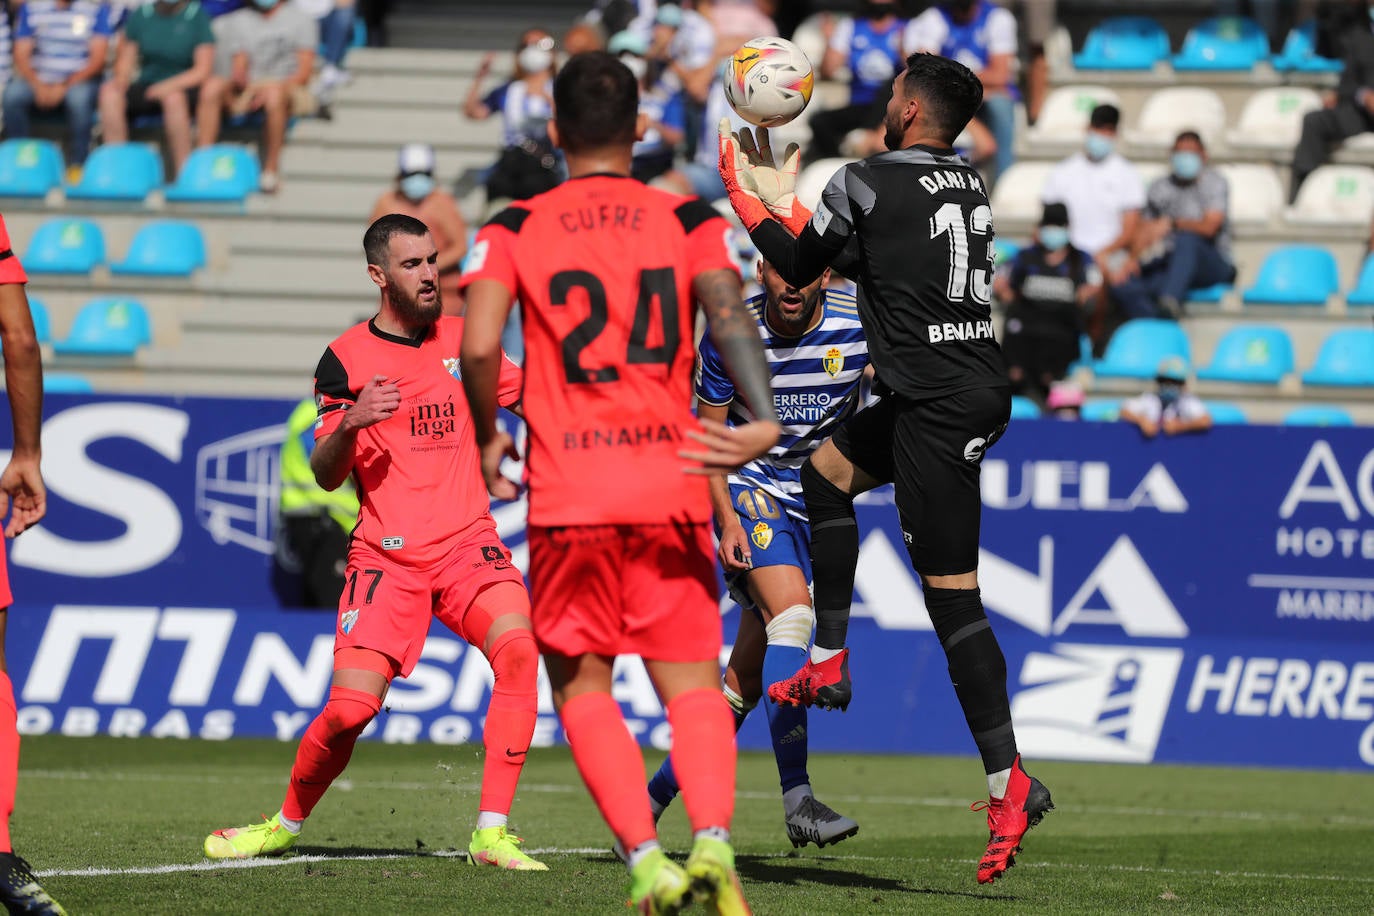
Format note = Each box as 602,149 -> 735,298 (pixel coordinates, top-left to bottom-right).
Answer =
765,604 -> 813,650
321,687 -> 382,736
923,586 -> 988,648
488,628 -> 539,692
801,460 -> 854,525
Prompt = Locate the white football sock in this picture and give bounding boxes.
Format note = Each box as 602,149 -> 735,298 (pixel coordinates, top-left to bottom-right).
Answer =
626,840 -> 660,869
277,812 -> 302,835
476,811 -> 507,830
693,826 -> 730,844
810,645 -> 843,664
988,767 -> 1011,800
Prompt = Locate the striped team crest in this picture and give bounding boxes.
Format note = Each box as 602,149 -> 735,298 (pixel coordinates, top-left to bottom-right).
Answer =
443,357 -> 461,380
823,347 -> 844,378
750,521 -> 773,550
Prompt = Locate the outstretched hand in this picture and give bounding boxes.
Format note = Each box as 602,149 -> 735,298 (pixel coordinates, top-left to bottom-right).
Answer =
718,118 -> 810,234
0,456 -> 45,538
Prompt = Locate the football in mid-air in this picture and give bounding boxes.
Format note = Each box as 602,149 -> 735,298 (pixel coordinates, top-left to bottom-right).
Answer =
723,37 -> 815,128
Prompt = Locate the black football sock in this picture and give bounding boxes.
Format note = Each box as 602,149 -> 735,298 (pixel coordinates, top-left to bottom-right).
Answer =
801,460 -> 857,651
924,585 -> 1017,775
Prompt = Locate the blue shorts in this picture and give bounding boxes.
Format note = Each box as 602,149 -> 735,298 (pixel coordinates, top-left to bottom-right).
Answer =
720,484 -> 811,611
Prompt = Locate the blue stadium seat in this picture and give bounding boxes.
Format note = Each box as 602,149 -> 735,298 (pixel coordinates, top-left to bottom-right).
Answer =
43,372 -> 94,394
110,220 -> 207,277
1187,282 -> 1231,304
1346,253 -> 1374,307
66,143 -> 164,201
1010,395 -> 1041,419
0,139 -> 63,197
1242,245 -> 1340,306
1271,20 -> 1343,73
22,218 -> 106,274
1301,328 -> 1374,386
1203,401 -> 1248,424
1173,17 -> 1270,71
1081,400 -> 1122,422
1093,319 -> 1191,379
52,298 -> 152,357
1065,333 -> 1094,375
27,295 -> 50,343
165,145 -> 260,202
1283,404 -> 1355,427
1196,325 -> 1294,384
1073,17 -> 1171,71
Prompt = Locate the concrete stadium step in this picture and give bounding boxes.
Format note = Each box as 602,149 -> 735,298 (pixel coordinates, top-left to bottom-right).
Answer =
180,297 -> 373,335
345,47 -> 490,78
198,252 -> 373,299
141,328 -> 337,377
280,143 -> 493,184
244,177 -> 383,221
331,73 -> 470,107
291,107 -> 504,151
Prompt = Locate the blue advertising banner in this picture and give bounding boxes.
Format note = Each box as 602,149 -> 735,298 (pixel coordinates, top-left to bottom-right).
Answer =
1,394 -> 1371,769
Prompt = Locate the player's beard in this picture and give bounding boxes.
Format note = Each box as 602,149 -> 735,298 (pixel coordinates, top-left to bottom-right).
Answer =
391,282 -> 443,327
882,108 -> 908,151
770,286 -> 822,336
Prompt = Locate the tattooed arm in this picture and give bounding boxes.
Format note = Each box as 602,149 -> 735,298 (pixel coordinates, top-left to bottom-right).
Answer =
679,268 -> 781,473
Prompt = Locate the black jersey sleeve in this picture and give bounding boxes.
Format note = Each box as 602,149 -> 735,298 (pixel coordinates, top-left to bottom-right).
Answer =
748,162 -> 875,288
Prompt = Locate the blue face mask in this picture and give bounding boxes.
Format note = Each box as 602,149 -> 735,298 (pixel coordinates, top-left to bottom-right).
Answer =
1158,383 -> 1182,408
399,173 -> 435,201
1084,132 -> 1114,161
252,0 -> 278,9
1171,151 -> 1202,181
1039,226 -> 1069,251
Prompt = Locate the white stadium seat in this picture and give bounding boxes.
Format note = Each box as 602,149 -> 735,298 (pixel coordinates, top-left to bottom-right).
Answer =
1126,87 -> 1228,152
988,161 -> 1055,223
795,157 -> 855,211
1023,85 -> 1122,147
1285,165 -> 1374,225
1225,87 -> 1323,152
1216,163 -> 1285,226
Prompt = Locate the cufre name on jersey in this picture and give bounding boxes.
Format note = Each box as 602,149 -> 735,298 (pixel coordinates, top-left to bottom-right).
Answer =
918,169 -> 986,195
928,320 -> 996,343
564,423 -> 683,450
557,204 -> 648,234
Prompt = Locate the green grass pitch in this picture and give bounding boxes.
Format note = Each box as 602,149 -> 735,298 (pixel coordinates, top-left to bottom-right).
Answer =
15,735 -> 1373,914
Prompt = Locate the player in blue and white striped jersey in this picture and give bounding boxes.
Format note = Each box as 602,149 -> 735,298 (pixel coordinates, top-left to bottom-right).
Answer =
645,258 -> 870,850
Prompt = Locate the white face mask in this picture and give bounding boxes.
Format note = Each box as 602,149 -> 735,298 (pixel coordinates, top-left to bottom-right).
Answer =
621,55 -> 648,81
518,45 -> 553,74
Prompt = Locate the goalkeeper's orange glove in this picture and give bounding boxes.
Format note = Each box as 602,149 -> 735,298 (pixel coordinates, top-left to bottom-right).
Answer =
717,119 -> 811,235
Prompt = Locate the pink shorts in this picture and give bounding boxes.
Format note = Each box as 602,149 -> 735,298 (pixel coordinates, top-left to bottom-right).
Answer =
335,529 -> 528,676
528,523 -> 721,663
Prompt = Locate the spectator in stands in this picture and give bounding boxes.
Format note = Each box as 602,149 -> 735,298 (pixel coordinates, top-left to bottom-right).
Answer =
1120,357 -> 1213,438
1020,0 -> 1055,124
993,203 -> 1101,403
197,0 -> 318,194
610,30 -> 686,182
200,0 -> 245,16
300,0 -> 358,105
648,2 -> 723,153
368,143 -> 469,312
463,28 -> 561,207
653,77 -> 732,201
0,9 -> 13,95
1289,0 -> 1374,202
1041,105 -> 1144,282
1041,103 -> 1143,348
806,0 -> 906,160
1044,380 -> 1083,420
98,0 -> 215,177
1110,131 -> 1235,320
562,21 -> 606,55
904,0 -> 1019,183
3,0 -> 115,182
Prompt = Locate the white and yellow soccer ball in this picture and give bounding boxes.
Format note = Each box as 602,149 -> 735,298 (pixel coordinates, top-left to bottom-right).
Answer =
723,37 -> 815,129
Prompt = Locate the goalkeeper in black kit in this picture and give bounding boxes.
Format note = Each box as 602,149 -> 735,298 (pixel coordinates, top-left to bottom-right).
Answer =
717,51 -> 1054,885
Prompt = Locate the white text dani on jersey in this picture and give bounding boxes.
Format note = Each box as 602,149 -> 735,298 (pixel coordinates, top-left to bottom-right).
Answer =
917,169 -> 986,196
928,320 -> 995,343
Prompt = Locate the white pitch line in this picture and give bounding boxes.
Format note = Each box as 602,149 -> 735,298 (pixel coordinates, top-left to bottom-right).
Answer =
26,770 -> 1374,828
35,849 -> 1374,886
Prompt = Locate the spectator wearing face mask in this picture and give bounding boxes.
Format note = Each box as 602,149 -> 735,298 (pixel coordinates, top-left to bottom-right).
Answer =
369,143 -> 469,312
610,30 -> 686,182
1120,356 -> 1212,438
993,203 -> 1101,403
1044,380 -> 1083,420
807,0 -> 907,161
463,28 -> 561,206
1110,130 -> 1234,321
1040,105 -> 1144,286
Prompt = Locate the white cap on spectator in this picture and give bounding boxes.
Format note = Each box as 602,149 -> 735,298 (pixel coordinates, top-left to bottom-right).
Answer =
398,143 -> 435,176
